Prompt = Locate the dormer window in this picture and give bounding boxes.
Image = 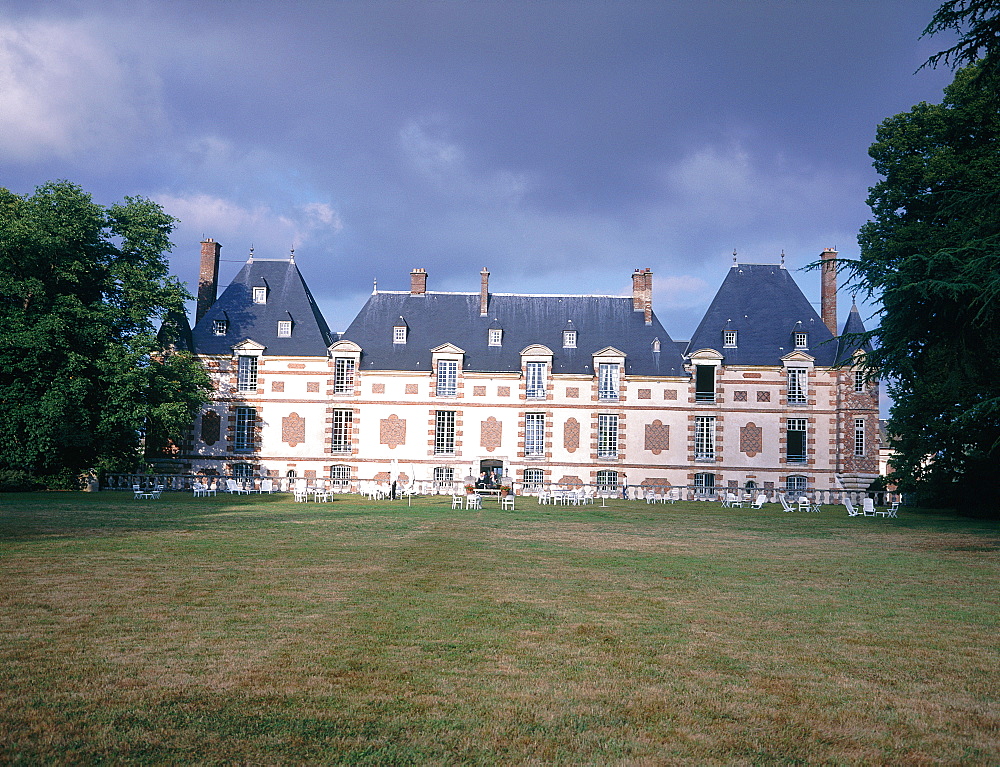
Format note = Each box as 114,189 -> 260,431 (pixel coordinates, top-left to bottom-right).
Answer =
652,338 -> 661,353
489,328 -> 503,346
277,321 -> 292,338
794,332 -> 808,349
393,325 -> 407,344
212,319 -> 228,336
253,287 -> 268,304
724,330 -> 737,347
563,330 -> 577,348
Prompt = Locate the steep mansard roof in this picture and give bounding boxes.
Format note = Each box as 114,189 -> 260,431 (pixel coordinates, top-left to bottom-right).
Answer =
835,303 -> 873,363
191,259 -> 333,356
341,292 -> 686,376
686,263 -> 837,365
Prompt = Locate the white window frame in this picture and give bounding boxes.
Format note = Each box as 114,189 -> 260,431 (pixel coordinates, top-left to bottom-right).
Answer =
393,325 -> 407,344
694,472 -> 715,490
787,418 -> 807,463
277,320 -> 292,338
436,360 -> 458,397
234,406 -> 255,452
525,413 -> 545,457
237,355 -> 258,393
794,332 -> 808,349
525,361 -> 546,399
786,475 -> 808,492
695,364 -> 716,403
489,328 -> 503,346
854,417 -> 865,457
723,330 -> 737,347
523,468 -> 544,490
253,286 -> 267,304
334,358 -> 356,395
854,370 -> 865,393
597,413 -> 619,458
695,415 -> 715,461
212,319 -> 227,336
330,465 -> 351,488
596,469 -> 617,491
563,330 -> 577,348
598,363 -> 620,400
232,462 -> 253,479
787,368 -> 807,404
433,466 -> 454,483
331,409 -> 353,453
434,411 -> 456,455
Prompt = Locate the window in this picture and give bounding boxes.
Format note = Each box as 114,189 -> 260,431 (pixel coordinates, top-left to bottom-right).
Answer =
331,410 -> 353,453
489,328 -> 502,346
854,370 -> 866,392
745,480 -> 757,492
563,330 -> 577,348
436,360 -> 458,397
434,410 -> 456,454
523,468 -> 544,491
525,413 -> 545,457
393,325 -> 407,344
723,330 -> 737,347
695,415 -> 715,460
787,418 -> 807,463
596,469 -> 617,491
433,466 -> 454,483
233,462 -> 253,479
854,418 -> 865,457
286,469 -> 297,478
277,320 -> 292,337
694,472 -> 715,491
695,365 -> 716,402
525,361 -> 546,398
253,286 -> 267,304
786,475 -> 808,492
234,406 -> 255,452
794,332 -> 808,349
598,363 -> 620,400
334,358 -> 356,394
330,465 -> 351,488
787,368 -> 806,404
212,319 -> 227,336
237,355 -> 258,393
597,414 -> 618,458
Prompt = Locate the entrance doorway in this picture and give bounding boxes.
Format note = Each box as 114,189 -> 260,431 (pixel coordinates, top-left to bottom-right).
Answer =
479,459 -> 503,486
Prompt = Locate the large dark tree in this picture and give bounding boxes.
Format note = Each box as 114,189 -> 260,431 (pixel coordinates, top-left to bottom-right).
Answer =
0,181 -> 210,488
851,59 -> 1000,513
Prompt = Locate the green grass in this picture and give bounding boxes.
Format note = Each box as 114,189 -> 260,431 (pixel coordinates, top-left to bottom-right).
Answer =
1,492 -> 998,764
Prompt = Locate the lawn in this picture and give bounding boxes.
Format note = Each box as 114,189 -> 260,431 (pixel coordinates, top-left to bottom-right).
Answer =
1,492 -> 997,764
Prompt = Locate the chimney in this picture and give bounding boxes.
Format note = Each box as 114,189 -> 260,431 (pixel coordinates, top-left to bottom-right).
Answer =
820,248 -> 838,335
632,268 -> 653,320
197,238 -> 221,324
480,267 -> 489,316
410,268 -> 427,295
643,269 -> 653,325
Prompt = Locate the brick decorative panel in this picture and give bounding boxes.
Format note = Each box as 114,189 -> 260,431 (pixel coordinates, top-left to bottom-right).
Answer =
564,417 -> 580,453
481,416 -> 502,452
498,386 -> 510,397
374,471 -> 390,482
640,478 -> 672,488
372,383 -> 385,394
473,386 -> 486,396
664,389 -> 677,400
740,422 -> 762,457
282,412 -> 306,447
380,414 -> 406,449
201,410 -> 220,446
271,381 -> 284,393
566,387 -> 579,398
405,384 -> 419,395
644,419 -> 669,454
305,470 -> 316,479
557,475 -> 583,488
306,382 -> 320,393
733,390 -> 748,402
288,363 -> 306,369
757,391 -> 771,402
638,388 -> 651,399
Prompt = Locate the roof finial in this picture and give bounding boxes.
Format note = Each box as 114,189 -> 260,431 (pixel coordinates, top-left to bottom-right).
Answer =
780,249 -> 785,267
733,249 -> 737,266
248,244 -> 254,263
289,247 -> 295,263
372,277 -> 378,295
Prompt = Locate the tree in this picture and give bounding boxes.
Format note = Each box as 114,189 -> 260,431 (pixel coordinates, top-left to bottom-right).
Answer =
850,60 -> 1000,513
922,0 -> 1000,76
0,181 -> 211,488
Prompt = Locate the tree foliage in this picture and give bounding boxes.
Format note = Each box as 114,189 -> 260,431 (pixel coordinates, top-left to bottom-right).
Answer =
851,59 -> 1000,512
922,0 -> 1000,75
0,181 -> 211,487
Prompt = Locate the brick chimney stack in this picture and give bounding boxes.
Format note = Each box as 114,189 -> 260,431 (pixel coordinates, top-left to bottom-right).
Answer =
197,238 -> 221,324
480,267 -> 490,316
632,268 -> 653,322
820,248 -> 838,335
410,268 -> 427,295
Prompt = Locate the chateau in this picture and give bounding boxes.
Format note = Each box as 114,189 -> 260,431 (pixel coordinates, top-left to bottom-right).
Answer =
177,239 -> 879,496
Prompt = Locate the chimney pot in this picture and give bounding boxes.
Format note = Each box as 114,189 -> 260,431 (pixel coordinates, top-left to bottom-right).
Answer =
480,267 -> 490,316
197,238 -> 221,324
410,267 -> 427,295
820,248 -> 838,335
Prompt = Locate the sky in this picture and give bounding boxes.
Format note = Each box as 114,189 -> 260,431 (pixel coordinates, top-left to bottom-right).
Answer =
1,0 -> 958,346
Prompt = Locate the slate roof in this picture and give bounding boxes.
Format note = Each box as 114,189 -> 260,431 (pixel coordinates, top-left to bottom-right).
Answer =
835,303 -> 872,363
686,263 -> 837,366
191,258 -> 333,356
341,292 -> 686,376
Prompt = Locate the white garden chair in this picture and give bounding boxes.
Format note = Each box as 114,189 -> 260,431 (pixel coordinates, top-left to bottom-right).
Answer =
779,495 -> 795,512
844,497 -> 859,517
861,498 -> 878,517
